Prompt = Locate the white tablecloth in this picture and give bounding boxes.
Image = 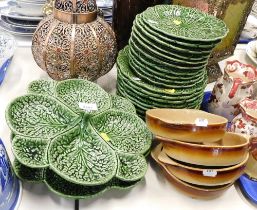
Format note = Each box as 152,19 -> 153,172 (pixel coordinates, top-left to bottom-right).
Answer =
0,45 -> 257,210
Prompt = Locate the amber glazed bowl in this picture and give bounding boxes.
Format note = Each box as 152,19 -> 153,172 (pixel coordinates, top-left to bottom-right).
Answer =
151,144 -> 233,200
157,132 -> 249,167
158,148 -> 248,186
146,109 -> 228,143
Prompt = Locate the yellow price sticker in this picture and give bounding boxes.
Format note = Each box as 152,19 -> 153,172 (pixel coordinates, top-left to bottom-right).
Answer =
100,133 -> 110,141
173,19 -> 182,25
164,89 -> 176,93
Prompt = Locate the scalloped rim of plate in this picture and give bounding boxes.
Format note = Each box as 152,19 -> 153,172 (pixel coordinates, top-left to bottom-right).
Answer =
246,40 -> 257,66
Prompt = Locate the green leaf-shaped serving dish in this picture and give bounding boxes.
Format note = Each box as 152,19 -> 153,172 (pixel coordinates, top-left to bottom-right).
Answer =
6,79 -> 152,199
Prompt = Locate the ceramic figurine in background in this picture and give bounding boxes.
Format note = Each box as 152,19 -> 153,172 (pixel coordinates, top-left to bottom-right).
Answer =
208,60 -> 257,122
32,0 -> 117,81
231,98 -> 257,136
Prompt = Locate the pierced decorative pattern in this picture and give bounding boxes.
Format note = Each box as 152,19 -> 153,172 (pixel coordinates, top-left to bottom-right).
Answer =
32,16 -> 55,71
54,0 -> 97,13
142,5 -> 228,41
32,16 -> 117,81
55,0 -> 73,12
6,79 -> 151,198
76,0 -> 97,13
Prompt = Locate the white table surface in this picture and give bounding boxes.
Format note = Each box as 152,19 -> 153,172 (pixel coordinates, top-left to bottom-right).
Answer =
0,44 -> 257,210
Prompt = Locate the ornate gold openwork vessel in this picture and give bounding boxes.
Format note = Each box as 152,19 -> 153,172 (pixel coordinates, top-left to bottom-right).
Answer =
32,0 -> 117,81
170,0 -> 255,82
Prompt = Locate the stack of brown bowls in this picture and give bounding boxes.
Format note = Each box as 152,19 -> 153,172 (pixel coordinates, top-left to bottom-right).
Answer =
148,108 -> 250,199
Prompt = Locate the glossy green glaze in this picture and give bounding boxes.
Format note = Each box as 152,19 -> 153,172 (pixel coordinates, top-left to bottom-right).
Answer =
142,5 -> 228,42
7,79 -> 151,198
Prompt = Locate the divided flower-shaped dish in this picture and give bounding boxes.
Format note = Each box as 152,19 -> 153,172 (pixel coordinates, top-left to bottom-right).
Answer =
6,79 -> 152,199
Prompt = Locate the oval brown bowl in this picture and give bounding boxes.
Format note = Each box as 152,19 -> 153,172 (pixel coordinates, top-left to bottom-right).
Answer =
151,144 -> 233,200
146,109 -> 228,143
157,132 -> 249,167
158,148 -> 248,186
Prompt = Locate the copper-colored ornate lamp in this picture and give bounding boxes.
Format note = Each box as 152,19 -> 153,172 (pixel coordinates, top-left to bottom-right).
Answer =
32,0 -> 117,81
170,0 -> 255,82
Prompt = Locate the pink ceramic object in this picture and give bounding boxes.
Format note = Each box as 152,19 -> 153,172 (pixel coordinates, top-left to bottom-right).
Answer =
208,60 -> 257,122
231,98 -> 257,136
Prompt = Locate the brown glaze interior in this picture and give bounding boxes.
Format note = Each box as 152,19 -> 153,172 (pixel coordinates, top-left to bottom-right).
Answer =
151,144 -> 233,198
146,109 -> 228,125
158,148 -> 249,172
158,132 -> 249,148
203,132 -> 249,147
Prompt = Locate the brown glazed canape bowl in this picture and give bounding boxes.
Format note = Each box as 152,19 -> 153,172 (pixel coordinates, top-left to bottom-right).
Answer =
146,109 -> 228,143
151,144 -> 233,200
156,132 -> 249,166
158,148 -> 248,186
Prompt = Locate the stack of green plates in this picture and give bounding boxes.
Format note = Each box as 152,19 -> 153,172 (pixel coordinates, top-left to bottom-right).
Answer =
117,47 -> 207,119
116,5 -> 228,118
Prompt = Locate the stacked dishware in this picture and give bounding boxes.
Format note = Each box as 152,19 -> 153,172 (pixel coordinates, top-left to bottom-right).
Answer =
0,31 -> 15,85
0,0 -> 45,36
6,79 -> 152,199
147,108 -> 250,199
96,0 -> 113,25
116,5 -> 228,118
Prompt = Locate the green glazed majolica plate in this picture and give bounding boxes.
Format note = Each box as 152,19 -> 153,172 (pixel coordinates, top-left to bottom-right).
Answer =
132,25 -> 209,62
128,46 -> 206,76
135,15 -> 216,55
128,49 -> 206,80
117,82 -> 203,118
129,49 -> 204,77
130,28 -> 209,66
129,55 -> 206,87
142,5 -> 228,42
129,39 -> 208,70
117,62 -> 206,99
6,79 -> 152,199
14,159 -> 142,199
135,14 -> 220,49
129,60 -> 205,89
117,70 -> 204,100
117,47 -> 207,97
117,77 -> 203,107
